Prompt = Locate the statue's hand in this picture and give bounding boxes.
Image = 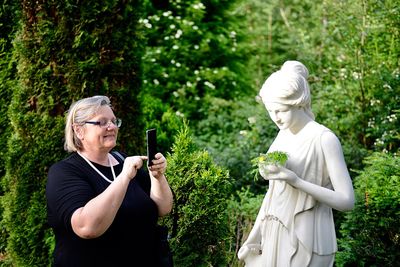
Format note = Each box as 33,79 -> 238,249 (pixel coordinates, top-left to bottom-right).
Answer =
259,165 -> 298,184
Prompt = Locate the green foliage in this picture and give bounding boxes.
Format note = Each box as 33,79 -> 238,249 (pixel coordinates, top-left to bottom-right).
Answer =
252,151 -> 289,167
336,152 -> 400,266
194,97 -> 276,193
0,0 -> 21,255
139,0 -> 251,153
305,0 -> 400,156
164,122 -> 233,266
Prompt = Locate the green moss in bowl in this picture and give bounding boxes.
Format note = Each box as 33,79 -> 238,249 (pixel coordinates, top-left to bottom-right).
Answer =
251,151 -> 289,180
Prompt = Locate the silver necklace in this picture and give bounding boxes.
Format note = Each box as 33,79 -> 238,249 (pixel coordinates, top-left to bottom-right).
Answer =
77,151 -> 116,183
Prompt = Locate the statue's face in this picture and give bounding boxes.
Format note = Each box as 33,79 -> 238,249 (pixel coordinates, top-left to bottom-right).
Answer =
264,102 -> 298,130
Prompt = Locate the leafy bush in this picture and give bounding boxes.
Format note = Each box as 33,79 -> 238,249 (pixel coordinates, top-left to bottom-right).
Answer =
0,0 -> 20,255
163,122 -> 233,266
139,0 -> 251,153
194,96 -> 276,193
336,152 -> 400,266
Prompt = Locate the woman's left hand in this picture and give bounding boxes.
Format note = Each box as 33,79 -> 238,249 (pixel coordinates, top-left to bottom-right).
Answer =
259,164 -> 299,185
148,153 -> 167,180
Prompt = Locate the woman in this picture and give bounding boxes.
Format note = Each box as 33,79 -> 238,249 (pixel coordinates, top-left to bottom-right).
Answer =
238,61 -> 354,267
46,95 -> 173,266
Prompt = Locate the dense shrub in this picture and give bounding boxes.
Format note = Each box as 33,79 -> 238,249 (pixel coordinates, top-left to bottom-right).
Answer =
139,0 -> 251,153
336,152 -> 400,266
0,1 -> 20,256
194,96 -> 276,192
163,122 -> 233,266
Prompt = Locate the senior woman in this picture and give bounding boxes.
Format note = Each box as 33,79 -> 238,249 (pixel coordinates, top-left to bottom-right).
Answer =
46,95 -> 173,266
238,61 -> 354,267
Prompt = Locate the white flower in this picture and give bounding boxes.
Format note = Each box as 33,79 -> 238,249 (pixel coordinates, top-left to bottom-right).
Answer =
170,24 -> 176,29
248,116 -> 256,124
176,111 -> 184,117
173,45 -> 179,50
352,72 -> 360,80
239,130 -> 248,136
383,84 -> 392,90
193,3 -> 205,9
204,81 -> 215,89
194,45 -> 199,49
192,25 -> 199,30
153,79 -> 159,85
175,29 -> 183,38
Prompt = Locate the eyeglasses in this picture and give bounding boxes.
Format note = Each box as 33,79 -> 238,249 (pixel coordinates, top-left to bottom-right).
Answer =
84,118 -> 122,128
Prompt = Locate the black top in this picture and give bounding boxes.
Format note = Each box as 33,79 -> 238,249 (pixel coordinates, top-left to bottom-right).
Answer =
46,152 -> 159,267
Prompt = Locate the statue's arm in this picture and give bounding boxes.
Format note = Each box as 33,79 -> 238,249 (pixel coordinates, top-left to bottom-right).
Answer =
291,131 -> 354,211
319,131 -> 355,210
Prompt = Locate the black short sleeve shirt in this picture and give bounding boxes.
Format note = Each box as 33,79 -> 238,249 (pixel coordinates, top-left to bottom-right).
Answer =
46,152 -> 159,267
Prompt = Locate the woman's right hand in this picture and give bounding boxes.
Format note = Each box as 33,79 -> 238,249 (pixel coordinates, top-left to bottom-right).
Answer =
120,156 -> 146,180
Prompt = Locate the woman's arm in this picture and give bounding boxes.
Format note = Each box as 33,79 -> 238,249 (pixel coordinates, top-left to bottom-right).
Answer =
261,131 -> 355,211
71,156 -> 145,239
149,153 -> 173,216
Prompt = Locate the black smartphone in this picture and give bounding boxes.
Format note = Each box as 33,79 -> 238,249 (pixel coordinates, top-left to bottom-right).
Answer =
146,128 -> 157,166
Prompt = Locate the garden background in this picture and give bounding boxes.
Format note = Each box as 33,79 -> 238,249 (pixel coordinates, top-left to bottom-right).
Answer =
0,0 -> 399,266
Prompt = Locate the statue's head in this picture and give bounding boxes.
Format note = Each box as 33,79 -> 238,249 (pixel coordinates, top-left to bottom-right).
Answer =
259,60 -> 314,120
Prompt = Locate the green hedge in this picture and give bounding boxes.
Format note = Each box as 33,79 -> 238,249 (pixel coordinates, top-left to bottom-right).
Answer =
164,122 -> 233,266
336,152 -> 400,266
0,0 -> 20,256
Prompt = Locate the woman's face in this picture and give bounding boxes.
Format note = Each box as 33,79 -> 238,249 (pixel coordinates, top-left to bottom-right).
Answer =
80,105 -> 119,153
264,102 -> 299,130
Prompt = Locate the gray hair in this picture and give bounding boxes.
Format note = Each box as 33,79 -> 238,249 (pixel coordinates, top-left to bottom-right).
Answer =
64,95 -> 111,152
259,60 -> 315,120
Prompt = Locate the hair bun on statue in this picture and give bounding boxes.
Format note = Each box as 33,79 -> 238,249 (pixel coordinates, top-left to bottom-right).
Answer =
280,60 -> 309,79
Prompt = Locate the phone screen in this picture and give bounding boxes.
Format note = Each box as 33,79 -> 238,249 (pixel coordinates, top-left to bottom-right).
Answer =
146,128 -> 157,166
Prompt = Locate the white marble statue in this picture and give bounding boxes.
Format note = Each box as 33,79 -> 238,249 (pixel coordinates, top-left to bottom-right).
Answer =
238,61 -> 355,267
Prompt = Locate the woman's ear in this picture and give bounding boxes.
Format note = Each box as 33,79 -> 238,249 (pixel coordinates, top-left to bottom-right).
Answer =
73,125 -> 84,140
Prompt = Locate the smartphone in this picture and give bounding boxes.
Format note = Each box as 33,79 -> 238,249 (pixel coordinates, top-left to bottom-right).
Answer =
146,128 -> 157,166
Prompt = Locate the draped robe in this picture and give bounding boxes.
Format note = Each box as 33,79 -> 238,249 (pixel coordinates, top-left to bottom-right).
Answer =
238,122 -> 337,267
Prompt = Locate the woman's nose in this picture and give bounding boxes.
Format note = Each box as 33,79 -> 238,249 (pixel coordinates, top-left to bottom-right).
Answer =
270,111 -> 279,121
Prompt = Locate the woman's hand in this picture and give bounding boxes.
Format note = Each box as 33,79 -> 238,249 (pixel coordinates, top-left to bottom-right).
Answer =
259,164 -> 299,185
120,156 -> 146,180
148,153 -> 167,179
